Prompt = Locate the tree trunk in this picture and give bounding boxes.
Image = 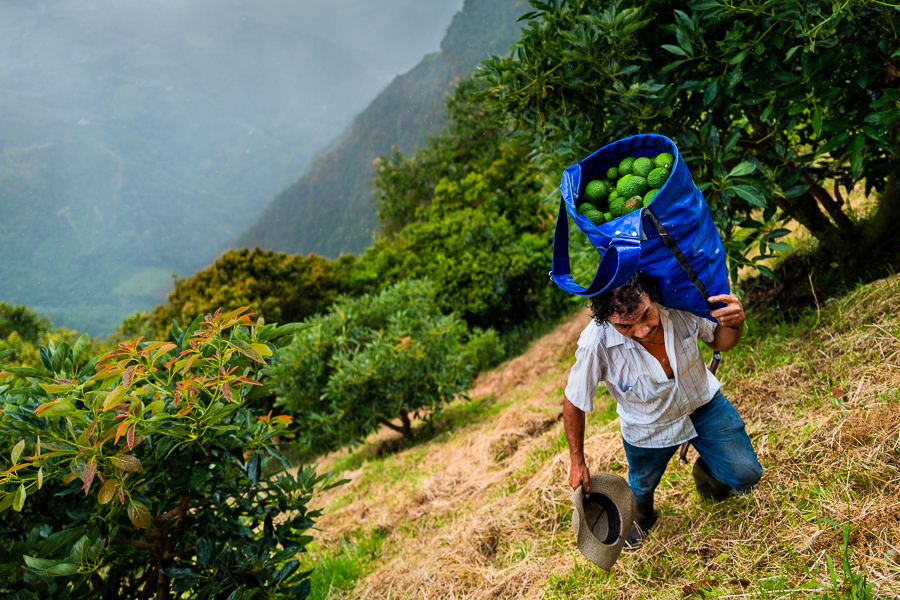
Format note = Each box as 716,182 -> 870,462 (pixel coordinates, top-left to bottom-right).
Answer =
862,171 -> 900,252
398,411 -> 414,440
377,412 -> 415,440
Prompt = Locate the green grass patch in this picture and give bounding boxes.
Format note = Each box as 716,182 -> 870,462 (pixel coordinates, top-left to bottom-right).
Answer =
303,528 -> 387,600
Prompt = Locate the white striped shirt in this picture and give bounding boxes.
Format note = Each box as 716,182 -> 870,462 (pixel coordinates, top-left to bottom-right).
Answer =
565,304 -> 720,448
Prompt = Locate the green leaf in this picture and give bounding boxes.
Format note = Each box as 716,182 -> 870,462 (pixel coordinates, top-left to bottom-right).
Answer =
730,184 -> 767,207
127,500 -> 152,530
817,132 -> 850,156
36,526 -> 87,556
11,439 -> 25,464
47,563 -> 79,577
72,334 -> 89,367
812,105 -> 824,137
13,484 -> 26,512
196,538 -> 210,567
227,339 -> 265,363
249,343 -> 273,357
23,555 -> 58,571
768,241 -> 793,252
703,80 -> 718,107
39,401 -> 77,418
40,383 -> 75,394
729,49 -> 749,64
268,323 -> 313,340
850,133 -> 865,178
675,25 -> 693,55
40,347 -> 53,371
103,385 -> 127,410
727,162 -> 756,178
176,314 -> 204,355
661,44 -> 687,56
7,367 -> 48,378
51,342 -> 70,374
70,535 -> 90,563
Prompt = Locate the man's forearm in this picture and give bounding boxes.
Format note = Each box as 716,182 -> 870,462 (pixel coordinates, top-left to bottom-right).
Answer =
563,396 -> 586,463
710,322 -> 743,351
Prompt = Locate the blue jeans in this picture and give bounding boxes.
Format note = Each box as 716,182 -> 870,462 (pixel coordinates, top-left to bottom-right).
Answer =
622,390 -> 762,504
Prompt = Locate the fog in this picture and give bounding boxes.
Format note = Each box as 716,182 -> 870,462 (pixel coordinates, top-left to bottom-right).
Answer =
0,0 -> 464,335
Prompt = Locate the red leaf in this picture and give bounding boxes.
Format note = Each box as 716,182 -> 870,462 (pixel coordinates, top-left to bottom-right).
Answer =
123,365 -> 135,388
82,461 -> 97,496
110,455 -> 144,473
114,420 -> 129,445
84,418 -> 98,440
222,382 -> 232,403
127,424 -> 135,450
118,487 -> 125,505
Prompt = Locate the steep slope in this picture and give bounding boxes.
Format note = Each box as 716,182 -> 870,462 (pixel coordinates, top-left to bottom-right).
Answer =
301,275 -> 900,598
235,0 -> 529,258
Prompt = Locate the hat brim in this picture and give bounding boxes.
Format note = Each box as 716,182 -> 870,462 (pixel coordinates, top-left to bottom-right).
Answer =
571,473 -> 637,570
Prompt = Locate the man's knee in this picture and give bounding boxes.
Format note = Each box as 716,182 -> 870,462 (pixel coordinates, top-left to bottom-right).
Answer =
732,460 -> 762,490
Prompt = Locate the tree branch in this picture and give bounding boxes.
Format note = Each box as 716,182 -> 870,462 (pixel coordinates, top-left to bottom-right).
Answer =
376,417 -> 407,436
137,566 -> 157,600
113,537 -> 154,550
803,172 -> 855,230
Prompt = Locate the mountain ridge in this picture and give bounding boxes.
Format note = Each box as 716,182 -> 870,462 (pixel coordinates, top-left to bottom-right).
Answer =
235,0 -> 529,258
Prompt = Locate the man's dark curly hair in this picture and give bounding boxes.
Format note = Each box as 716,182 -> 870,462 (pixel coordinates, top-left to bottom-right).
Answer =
588,271 -> 661,325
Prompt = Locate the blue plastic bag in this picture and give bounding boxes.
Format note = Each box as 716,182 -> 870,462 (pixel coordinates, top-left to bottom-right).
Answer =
550,134 -> 729,320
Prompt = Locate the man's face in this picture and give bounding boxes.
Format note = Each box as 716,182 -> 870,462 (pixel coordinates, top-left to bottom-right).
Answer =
608,292 -> 660,341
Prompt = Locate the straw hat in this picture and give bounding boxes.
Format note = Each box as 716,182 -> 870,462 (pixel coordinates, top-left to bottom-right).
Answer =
570,473 -> 637,570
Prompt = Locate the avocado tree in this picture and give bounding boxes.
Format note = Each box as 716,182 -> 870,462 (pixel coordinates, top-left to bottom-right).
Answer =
481,0 -> 900,277
0,308 -> 338,600
269,279 -> 503,455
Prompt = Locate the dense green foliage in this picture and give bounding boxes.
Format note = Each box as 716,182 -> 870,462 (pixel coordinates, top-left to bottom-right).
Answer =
481,0 -> 900,278
142,248 -> 357,338
0,305 -> 51,345
235,0 -> 530,259
0,309 -> 337,599
354,79 -> 569,335
270,280 -> 503,454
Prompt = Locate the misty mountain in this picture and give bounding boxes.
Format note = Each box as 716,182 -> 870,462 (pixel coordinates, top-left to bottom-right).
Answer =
235,0 -> 529,258
0,0 -> 463,335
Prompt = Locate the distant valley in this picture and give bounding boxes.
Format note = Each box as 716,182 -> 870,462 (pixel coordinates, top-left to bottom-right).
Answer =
0,0 -> 463,335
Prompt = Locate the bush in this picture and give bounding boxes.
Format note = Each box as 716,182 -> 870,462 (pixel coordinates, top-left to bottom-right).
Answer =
270,280 -> 503,454
0,308 -> 340,599
121,248 -> 357,341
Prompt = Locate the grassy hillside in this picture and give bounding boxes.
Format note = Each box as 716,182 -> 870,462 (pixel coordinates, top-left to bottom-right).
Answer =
235,0 -> 529,258
298,275 -> 900,598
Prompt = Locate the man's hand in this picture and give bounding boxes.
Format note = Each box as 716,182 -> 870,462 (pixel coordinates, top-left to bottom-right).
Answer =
708,293 -> 745,329
569,459 -> 591,497
707,293 -> 745,351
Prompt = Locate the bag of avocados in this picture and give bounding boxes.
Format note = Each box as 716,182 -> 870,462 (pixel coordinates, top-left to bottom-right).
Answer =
550,133 -> 729,320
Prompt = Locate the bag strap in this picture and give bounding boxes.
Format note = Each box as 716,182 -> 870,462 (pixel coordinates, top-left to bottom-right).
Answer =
643,209 -> 720,312
550,198 -> 642,297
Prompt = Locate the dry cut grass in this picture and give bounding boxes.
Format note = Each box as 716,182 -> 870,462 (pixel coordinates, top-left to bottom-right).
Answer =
306,275 -> 900,599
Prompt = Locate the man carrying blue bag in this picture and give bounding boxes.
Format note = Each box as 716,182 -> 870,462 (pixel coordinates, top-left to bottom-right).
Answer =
552,135 -> 763,550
